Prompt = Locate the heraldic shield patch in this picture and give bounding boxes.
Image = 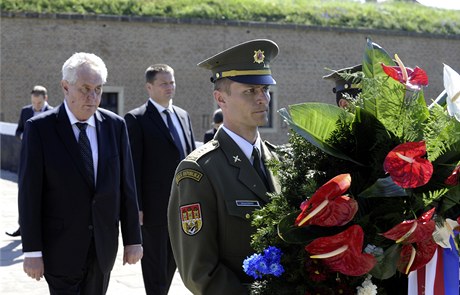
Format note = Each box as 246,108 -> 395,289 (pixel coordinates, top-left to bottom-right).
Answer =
180,203 -> 203,235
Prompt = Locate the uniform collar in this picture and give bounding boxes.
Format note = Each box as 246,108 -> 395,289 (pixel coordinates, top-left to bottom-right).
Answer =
221,125 -> 261,161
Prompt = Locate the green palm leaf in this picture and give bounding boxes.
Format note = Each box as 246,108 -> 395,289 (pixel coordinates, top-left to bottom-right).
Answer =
279,103 -> 362,165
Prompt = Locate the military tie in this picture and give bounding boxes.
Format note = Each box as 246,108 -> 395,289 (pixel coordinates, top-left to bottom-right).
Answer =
163,110 -> 185,160
76,122 -> 95,185
252,147 -> 269,190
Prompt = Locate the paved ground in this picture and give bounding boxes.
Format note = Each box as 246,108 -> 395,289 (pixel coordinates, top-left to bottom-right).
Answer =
0,170 -> 192,295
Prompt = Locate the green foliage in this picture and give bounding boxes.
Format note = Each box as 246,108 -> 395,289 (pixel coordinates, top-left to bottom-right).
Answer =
1,0 -> 460,35
425,104 -> 460,161
246,37 -> 460,294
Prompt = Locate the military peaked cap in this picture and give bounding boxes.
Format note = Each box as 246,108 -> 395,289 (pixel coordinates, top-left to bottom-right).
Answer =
197,39 -> 279,85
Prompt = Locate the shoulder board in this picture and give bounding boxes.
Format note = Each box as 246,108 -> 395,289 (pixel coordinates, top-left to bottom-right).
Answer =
263,140 -> 278,151
187,140 -> 220,161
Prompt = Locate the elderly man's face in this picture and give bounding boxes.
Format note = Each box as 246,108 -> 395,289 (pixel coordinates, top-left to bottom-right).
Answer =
62,65 -> 103,121
31,94 -> 46,112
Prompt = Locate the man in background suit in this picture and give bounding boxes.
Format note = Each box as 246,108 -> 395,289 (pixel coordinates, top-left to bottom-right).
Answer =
203,108 -> 223,143
15,85 -> 53,140
125,64 -> 196,295
19,52 -> 143,294
5,85 -> 53,238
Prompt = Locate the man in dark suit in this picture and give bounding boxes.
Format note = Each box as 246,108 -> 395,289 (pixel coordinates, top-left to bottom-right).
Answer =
15,85 -> 53,140
124,64 -> 196,295
5,85 -> 53,238
203,108 -> 223,143
18,52 -> 143,294
168,39 -> 281,294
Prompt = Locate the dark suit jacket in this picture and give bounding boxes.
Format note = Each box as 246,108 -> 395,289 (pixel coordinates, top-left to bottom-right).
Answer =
15,104 -> 53,139
18,104 -> 142,275
125,101 -> 196,226
203,128 -> 217,143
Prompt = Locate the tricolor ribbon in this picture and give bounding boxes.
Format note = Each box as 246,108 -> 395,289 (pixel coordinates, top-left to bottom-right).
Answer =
408,236 -> 459,295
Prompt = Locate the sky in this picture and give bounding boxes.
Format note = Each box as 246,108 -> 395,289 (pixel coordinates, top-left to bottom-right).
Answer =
355,0 -> 460,10
416,0 -> 460,10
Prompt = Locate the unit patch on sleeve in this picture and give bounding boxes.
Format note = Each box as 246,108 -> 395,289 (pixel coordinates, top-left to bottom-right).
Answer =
180,203 -> 203,236
175,169 -> 203,184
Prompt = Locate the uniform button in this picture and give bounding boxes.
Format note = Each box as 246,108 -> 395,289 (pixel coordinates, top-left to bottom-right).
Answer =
245,213 -> 251,219
88,225 -> 93,230
92,200 -> 96,204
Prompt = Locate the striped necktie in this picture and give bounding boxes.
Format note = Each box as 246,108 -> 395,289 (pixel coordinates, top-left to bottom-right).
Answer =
76,122 -> 95,185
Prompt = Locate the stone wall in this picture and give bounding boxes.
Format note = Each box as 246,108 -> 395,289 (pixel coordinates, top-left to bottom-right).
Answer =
1,12 -> 459,145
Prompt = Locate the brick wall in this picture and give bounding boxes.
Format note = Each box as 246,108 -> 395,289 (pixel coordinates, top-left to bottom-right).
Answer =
1,12 -> 459,145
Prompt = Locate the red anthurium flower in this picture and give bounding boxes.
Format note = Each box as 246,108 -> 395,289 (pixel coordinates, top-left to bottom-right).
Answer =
398,238 -> 437,274
445,165 -> 460,186
295,174 -> 358,227
381,54 -> 428,90
383,141 -> 433,188
382,208 -> 436,244
305,225 -> 377,276
382,208 -> 437,274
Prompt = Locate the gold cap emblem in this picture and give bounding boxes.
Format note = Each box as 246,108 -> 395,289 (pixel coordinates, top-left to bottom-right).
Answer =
253,50 -> 265,64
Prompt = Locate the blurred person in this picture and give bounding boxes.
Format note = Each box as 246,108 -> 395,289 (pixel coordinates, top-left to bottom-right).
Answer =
15,85 -> 53,140
322,64 -> 362,108
6,85 -> 53,238
203,108 -> 223,143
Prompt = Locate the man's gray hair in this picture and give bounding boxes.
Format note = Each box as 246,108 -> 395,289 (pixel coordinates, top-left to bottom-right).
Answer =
62,52 -> 108,84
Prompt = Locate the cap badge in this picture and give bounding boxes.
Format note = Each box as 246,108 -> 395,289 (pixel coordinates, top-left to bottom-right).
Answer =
253,50 -> 265,64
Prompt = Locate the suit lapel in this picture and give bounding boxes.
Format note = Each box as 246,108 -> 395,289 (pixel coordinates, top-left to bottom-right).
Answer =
216,129 -> 270,203
172,106 -> 192,154
146,102 -> 175,146
55,104 -> 94,189
94,110 -> 105,190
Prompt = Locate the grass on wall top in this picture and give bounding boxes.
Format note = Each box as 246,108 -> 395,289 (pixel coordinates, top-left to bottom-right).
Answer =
1,0 -> 460,35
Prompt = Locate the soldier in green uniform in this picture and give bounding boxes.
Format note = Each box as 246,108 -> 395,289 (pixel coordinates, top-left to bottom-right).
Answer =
167,39 -> 281,295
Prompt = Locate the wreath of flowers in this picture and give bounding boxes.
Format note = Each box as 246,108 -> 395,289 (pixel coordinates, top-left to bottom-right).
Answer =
243,38 -> 460,295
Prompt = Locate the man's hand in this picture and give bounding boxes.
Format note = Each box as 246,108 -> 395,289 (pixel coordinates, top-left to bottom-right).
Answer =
23,257 -> 44,281
123,244 -> 143,265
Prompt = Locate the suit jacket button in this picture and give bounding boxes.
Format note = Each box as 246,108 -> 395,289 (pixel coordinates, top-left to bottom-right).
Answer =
92,200 -> 96,204
88,225 -> 93,230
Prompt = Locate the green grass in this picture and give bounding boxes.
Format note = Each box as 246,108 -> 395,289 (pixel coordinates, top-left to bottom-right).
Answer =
1,0 -> 460,35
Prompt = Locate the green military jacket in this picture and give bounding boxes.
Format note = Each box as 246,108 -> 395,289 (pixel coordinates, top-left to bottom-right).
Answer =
168,128 -> 281,295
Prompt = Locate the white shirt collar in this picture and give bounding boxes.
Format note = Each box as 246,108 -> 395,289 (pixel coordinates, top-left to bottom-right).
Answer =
149,98 -> 173,113
221,125 -> 261,161
41,101 -> 49,112
64,100 -> 96,127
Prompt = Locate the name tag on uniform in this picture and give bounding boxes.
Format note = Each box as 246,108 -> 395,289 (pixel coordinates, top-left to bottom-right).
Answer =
236,200 -> 260,207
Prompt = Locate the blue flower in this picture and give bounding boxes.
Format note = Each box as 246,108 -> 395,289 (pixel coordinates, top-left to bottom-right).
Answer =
243,246 -> 285,279
268,262 -> 284,277
264,246 -> 282,263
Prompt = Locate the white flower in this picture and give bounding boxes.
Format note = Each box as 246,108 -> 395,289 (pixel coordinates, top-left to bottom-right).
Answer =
356,275 -> 378,295
443,64 -> 460,122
